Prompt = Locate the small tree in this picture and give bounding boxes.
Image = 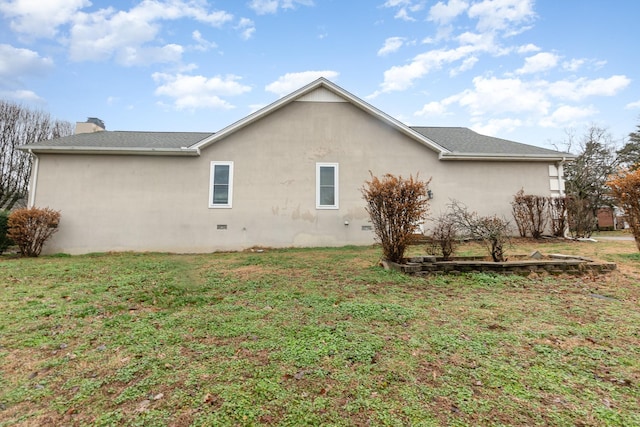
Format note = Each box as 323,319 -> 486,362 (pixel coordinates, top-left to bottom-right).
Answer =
563,125 -> 617,234
361,173 -> 431,263
448,200 -> 511,262
7,207 -> 60,257
617,123 -> 640,170
607,168 -> 640,251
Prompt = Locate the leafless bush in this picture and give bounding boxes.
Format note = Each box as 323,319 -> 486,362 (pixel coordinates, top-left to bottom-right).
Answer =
7,207 -> 60,257
567,197 -> 596,238
548,196 -> 568,237
429,213 -> 459,260
448,200 -> 511,262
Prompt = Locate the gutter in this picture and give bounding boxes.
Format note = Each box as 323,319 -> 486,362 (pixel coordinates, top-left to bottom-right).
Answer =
18,146 -> 201,157
438,152 -> 576,162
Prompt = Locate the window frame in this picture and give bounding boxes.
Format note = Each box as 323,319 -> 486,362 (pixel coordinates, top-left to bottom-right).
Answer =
209,161 -> 234,209
316,162 -> 339,209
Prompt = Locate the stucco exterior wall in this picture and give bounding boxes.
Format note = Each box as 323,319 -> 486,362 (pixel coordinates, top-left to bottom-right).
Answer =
32,101 -> 557,254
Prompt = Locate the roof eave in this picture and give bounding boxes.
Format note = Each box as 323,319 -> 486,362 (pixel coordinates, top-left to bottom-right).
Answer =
438,152 -> 575,161
19,145 -> 201,156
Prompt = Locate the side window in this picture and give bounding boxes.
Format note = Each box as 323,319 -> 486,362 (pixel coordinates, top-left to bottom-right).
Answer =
209,161 -> 233,208
316,163 -> 339,209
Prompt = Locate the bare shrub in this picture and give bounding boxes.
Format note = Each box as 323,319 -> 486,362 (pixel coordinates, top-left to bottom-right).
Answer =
511,189 -> 529,238
548,196 -> 568,237
430,213 -> 458,260
7,207 -> 60,257
511,190 -> 549,239
448,200 -> 511,262
567,197 -> 596,238
361,173 -> 431,263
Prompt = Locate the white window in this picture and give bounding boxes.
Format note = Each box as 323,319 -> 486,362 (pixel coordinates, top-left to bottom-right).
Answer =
316,163 -> 339,209
209,161 -> 233,208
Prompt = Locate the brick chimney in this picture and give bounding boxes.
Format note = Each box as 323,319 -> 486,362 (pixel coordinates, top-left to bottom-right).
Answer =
75,117 -> 105,134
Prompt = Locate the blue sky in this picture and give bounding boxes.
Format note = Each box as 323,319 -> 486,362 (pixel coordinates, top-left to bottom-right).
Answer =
1,0 -> 638,150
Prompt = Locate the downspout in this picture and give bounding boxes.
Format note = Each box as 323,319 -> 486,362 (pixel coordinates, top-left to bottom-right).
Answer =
28,150 -> 39,208
558,156 -> 573,239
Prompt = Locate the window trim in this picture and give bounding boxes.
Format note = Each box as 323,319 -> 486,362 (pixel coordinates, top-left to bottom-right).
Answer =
209,161 -> 234,209
316,162 -> 339,209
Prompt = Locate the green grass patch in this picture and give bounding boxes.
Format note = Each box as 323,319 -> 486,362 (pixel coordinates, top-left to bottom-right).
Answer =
1,242 -> 639,426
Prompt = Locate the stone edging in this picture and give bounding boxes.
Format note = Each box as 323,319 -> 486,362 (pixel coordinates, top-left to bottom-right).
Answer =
382,254 -> 617,276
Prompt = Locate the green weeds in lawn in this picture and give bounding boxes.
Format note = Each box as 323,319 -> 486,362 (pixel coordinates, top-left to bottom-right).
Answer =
1,243 -> 639,426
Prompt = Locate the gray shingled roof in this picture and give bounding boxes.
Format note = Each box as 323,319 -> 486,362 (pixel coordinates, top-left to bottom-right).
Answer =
411,126 -> 566,156
38,131 -> 212,149
26,124 -> 568,160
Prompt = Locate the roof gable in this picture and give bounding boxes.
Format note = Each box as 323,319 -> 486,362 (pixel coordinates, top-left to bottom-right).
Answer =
190,78 -> 447,154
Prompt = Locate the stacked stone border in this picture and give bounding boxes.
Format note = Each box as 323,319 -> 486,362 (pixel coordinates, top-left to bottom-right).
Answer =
382,253 -> 617,276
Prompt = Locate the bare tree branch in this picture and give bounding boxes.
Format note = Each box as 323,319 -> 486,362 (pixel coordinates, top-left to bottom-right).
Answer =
0,99 -> 72,210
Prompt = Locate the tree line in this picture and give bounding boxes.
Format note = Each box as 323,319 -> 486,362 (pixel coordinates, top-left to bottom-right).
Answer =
562,123 -> 640,240
0,99 -> 72,210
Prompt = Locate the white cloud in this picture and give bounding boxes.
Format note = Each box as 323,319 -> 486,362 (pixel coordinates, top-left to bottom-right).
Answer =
0,89 -> 44,102
539,105 -> 598,128
0,44 -> 53,83
248,0 -> 314,15
0,0 -> 90,38
467,0 -> 536,34
382,0 -> 426,21
516,52 -> 560,74
120,44 -> 184,67
374,45 -> 476,95
414,101 -> 449,117
625,100 -> 640,110
63,1 -> 232,65
449,56 -> 478,76
378,37 -> 405,56
375,0 -> 538,98
236,18 -> 256,40
455,76 -> 551,117
562,58 -> 585,72
192,30 -> 218,51
471,118 -> 523,136
428,0 -> 469,25
265,70 -> 339,97
517,43 -> 540,54
152,73 -> 251,110
547,75 -> 631,101
413,73 -> 629,134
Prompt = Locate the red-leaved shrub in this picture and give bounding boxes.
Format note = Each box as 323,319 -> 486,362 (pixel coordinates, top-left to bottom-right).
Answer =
8,207 -> 60,257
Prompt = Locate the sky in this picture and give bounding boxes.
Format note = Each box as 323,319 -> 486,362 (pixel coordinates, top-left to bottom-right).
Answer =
1,0 -> 639,150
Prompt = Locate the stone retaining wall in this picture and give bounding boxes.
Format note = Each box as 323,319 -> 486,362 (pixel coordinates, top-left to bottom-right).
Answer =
383,254 -> 617,276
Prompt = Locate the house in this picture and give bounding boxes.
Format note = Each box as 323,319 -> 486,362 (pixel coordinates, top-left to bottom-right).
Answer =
21,78 -> 572,254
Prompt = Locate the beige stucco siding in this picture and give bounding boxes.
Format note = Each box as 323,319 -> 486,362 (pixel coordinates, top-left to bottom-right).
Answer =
33,101 -> 556,254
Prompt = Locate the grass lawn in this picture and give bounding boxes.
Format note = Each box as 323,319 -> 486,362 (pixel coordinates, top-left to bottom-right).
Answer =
1,239 -> 639,426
